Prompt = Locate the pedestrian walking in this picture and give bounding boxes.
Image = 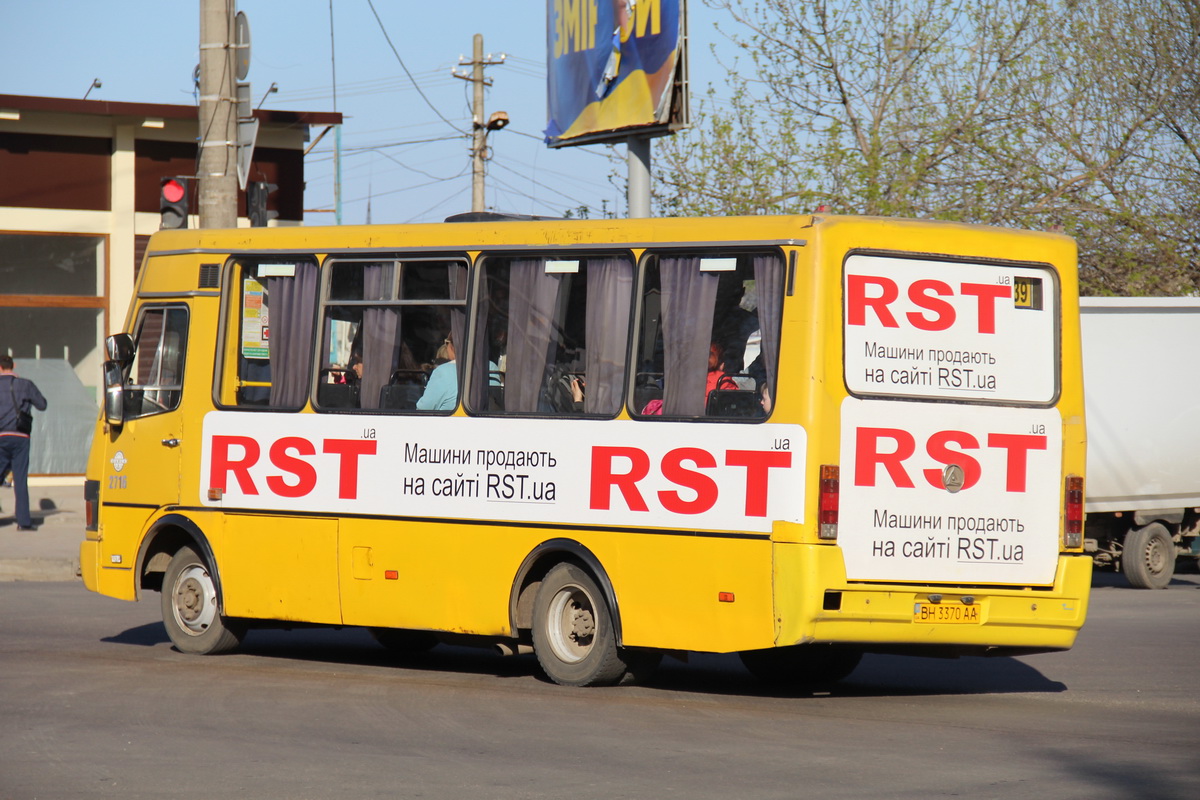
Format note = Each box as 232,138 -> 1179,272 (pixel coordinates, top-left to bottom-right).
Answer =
0,354 -> 48,530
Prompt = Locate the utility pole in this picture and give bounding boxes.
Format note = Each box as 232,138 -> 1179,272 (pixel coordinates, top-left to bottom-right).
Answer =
627,137 -> 651,218
198,0 -> 238,228
454,34 -> 507,213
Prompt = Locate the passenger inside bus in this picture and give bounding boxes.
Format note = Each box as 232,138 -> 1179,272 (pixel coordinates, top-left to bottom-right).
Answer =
633,251 -> 783,420
416,336 -> 458,411
705,341 -> 738,401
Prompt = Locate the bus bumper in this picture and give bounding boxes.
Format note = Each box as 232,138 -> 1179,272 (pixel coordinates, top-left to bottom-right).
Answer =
79,539 -> 100,593
778,545 -> 1092,655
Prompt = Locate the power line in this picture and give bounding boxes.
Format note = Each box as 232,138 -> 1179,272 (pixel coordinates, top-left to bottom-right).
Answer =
365,0 -> 463,135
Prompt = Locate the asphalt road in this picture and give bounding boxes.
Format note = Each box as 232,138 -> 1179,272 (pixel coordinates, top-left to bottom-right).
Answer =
2,572 -> 1198,799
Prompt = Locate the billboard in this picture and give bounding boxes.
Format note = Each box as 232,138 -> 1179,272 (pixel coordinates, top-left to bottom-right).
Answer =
545,0 -> 688,147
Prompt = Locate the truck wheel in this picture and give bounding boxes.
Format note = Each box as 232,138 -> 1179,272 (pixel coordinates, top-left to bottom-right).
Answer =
161,545 -> 244,654
531,563 -> 630,687
1122,523 -> 1176,590
739,644 -> 863,686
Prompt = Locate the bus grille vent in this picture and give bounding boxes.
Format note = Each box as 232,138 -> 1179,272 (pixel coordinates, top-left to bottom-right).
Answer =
198,263 -> 220,288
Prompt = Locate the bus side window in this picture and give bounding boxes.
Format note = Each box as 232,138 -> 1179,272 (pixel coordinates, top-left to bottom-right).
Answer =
468,253 -> 633,417
125,305 -> 188,419
224,258 -> 318,409
315,257 -> 468,413
633,251 -> 783,420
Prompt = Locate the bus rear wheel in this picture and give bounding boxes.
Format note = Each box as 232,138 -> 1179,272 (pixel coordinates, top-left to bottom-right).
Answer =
739,644 -> 862,687
161,545 -> 244,655
532,563 -> 631,687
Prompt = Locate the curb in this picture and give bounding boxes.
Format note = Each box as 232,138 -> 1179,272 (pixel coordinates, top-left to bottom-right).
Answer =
0,558 -> 80,582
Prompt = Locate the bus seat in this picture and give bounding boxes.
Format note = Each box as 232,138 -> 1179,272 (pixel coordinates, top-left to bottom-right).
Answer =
379,384 -> 422,410
317,383 -> 359,409
706,389 -> 761,418
634,384 -> 663,415
487,384 -> 504,411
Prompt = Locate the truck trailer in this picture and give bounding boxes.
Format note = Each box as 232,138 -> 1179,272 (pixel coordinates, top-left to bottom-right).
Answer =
1081,297 -> 1200,588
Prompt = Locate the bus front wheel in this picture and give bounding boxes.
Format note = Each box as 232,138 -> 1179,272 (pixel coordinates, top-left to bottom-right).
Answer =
532,563 -> 631,687
161,545 -> 244,655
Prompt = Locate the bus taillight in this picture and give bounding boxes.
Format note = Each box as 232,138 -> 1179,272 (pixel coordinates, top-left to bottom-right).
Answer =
84,479 -> 99,532
819,464 -> 839,540
1064,475 -> 1084,549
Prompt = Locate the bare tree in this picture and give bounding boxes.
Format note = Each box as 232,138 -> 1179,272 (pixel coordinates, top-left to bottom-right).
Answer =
658,0 -> 1200,295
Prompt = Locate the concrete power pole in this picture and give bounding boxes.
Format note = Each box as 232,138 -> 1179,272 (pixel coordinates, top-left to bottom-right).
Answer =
454,34 -> 507,213
470,34 -> 487,213
198,0 -> 238,228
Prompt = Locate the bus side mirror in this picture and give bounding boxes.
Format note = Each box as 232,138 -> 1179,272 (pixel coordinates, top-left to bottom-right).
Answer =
103,360 -> 126,426
105,333 -> 135,364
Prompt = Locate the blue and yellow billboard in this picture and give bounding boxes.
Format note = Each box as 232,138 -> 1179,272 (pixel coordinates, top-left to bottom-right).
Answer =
546,0 -> 686,147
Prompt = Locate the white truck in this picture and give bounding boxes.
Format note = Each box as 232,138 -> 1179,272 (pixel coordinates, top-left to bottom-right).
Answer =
1081,297 -> 1200,588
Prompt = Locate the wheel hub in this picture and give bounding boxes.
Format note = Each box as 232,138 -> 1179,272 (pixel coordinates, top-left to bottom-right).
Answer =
176,577 -> 204,624
172,564 -> 216,634
1146,540 -> 1166,573
570,605 -> 595,643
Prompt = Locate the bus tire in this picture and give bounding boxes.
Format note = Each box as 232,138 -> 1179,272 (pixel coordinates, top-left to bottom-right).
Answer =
369,628 -> 438,654
532,563 -> 629,687
1122,523 -> 1176,589
739,644 -> 862,686
161,545 -> 244,655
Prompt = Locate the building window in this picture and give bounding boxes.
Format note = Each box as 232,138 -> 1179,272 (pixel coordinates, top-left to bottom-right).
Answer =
0,232 -> 107,397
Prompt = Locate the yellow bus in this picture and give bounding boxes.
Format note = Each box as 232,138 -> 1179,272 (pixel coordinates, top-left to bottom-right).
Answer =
80,213 -> 1091,687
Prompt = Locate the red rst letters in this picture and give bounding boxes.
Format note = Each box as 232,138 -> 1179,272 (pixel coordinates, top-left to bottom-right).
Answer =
210,435 -> 378,499
846,274 -> 1012,334
590,445 -> 792,517
853,426 -> 1046,493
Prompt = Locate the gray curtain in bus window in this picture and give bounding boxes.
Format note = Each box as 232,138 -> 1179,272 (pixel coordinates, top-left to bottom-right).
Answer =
361,263 -> 399,409
660,257 -> 718,416
449,262 -> 467,354
266,260 -> 317,408
584,256 -> 632,415
506,259 -> 563,412
468,267 -> 491,411
448,262 -> 467,404
753,254 -> 784,398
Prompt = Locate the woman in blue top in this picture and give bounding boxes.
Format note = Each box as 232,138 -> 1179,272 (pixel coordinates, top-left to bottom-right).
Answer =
417,338 -> 458,411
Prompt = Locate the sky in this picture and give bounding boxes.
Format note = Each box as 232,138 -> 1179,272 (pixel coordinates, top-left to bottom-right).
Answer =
2,1 -> 731,226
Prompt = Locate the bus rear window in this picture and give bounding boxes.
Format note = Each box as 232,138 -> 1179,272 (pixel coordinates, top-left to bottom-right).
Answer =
842,254 -> 1059,404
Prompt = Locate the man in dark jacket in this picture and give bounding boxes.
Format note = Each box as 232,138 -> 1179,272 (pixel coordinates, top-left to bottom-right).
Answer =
0,355 -> 48,530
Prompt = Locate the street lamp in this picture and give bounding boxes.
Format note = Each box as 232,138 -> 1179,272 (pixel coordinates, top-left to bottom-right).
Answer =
472,110 -> 509,212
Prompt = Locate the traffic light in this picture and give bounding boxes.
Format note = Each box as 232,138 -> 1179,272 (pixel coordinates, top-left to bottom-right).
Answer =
159,177 -> 190,229
248,181 -> 278,227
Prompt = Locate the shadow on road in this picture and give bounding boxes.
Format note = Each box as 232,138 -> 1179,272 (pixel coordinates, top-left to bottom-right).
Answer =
100,619 -> 1068,699
102,622 -> 171,647
1090,568 -> 1200,590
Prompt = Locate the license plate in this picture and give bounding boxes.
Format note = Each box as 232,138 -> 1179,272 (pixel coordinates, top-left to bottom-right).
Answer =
913,603 -> 982,624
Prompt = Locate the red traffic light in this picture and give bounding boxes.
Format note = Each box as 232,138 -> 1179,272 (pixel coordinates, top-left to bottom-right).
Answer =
162,178 -> 186,204
159,176 -> 190,230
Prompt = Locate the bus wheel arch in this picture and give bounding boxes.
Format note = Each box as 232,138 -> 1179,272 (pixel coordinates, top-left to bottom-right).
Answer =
511,540 -> 660,686
135,514 -> 221,599
136,514 -> 244,654
510,539 -> 623,645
